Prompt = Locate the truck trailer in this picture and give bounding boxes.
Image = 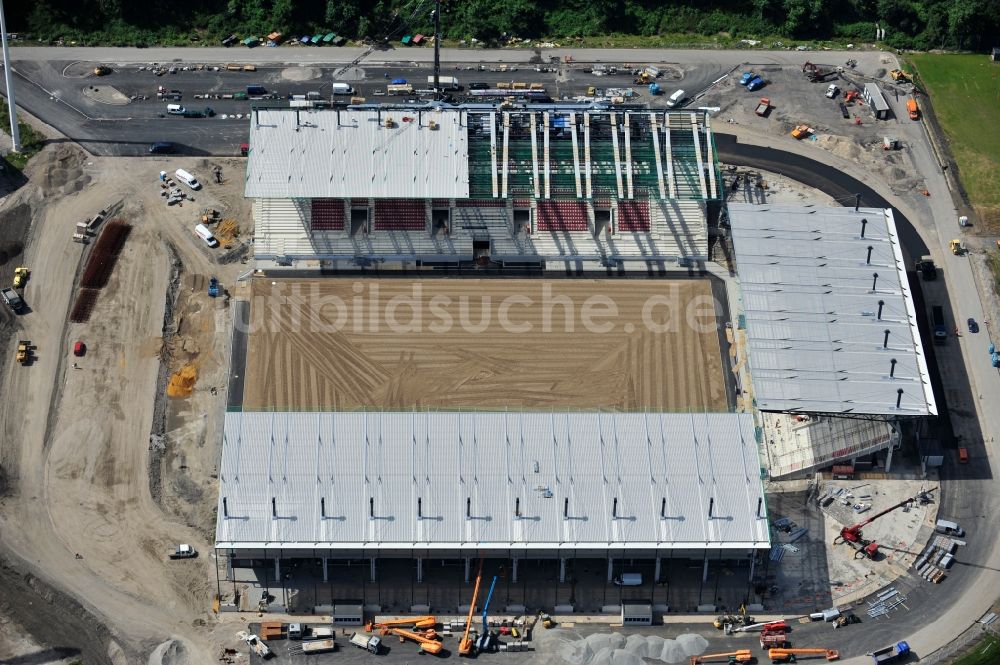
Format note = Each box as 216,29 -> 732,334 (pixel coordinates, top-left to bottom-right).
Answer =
867,641 -> 910,664
931,305 -> 947,344
428,75 -> 460,90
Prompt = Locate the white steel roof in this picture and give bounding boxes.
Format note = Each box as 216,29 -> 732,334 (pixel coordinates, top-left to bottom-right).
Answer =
729,203 -> 936,416
215,411 -> 769,551
244,108 -> 470,199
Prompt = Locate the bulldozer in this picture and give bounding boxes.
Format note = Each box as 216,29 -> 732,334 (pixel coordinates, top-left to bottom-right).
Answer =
889,69 -> 911,82
16,340 -> 34,365
791,125 -> 813,140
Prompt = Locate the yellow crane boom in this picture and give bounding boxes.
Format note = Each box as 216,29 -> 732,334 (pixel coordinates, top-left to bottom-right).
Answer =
689,650 -> 754,664
391,627 -> 443,654
769,648 -> 839,662
459,559 -> 485,655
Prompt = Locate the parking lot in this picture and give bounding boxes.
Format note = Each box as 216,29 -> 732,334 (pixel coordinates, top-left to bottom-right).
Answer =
7,58 -> 727,156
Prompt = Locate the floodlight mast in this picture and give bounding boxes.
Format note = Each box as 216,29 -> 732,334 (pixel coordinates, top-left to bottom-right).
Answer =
432,0 -> 441,99
0,0 -> 21,152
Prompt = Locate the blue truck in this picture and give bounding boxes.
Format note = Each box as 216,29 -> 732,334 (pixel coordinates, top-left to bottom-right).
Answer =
867,641 -> 910,664
747,75 -> 766,91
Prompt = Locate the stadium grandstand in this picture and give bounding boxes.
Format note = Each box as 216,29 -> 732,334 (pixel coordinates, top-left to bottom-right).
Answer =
244,105 -> 720,270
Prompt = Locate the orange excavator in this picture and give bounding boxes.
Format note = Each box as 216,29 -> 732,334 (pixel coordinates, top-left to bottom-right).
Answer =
365,616 -> 437,633
459,559 -> 485,655
768,648 -> 839,662
390,627 -> 443,654
689,650 -> 754,664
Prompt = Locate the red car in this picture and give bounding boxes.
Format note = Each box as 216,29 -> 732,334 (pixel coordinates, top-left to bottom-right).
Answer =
73,341 -> 86,357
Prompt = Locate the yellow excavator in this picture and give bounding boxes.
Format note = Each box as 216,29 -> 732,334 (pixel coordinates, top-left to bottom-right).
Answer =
768,648 -> 839,662
689,650 -> 754,664
459,559 -> 485,656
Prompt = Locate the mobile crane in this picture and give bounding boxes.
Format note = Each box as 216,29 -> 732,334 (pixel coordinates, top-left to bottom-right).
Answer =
459,559 -> 485,656
833,488 -> 936,559
476,576 -> 499,653
365,616 -> 437,633
389,627 -> 443,654
689,650 -> 754,664
768,648 -> 839,662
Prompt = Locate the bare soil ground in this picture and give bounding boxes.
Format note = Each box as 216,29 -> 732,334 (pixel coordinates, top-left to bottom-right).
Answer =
0,144 -> 251,664
243,278 -> 728,412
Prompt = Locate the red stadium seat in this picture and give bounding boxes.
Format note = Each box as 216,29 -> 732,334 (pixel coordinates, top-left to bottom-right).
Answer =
311,199 -> 346,231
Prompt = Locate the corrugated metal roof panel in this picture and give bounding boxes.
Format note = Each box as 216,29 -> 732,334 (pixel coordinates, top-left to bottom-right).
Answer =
215,411 -> 769,551
729,203 -> 936,416
245,108 -> 470,199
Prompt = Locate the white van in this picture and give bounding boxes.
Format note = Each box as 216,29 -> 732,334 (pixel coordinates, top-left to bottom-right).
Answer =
175,169 -> 201,190
613,573 -> 642,586
166,103 -> 185,115
666,89 -> 686,108
194,223 -> 219,248
331,82 -> 354,95
935,519 -> 964,537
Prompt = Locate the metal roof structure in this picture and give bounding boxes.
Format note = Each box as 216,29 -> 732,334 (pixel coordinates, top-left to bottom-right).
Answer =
245,108 -> 471,199
728,203 -> 936,417
243,106 -> 721,202
215,411 -> 769,551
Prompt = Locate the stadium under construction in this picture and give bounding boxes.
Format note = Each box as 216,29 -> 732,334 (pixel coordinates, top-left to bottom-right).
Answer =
215,103 -> 935,615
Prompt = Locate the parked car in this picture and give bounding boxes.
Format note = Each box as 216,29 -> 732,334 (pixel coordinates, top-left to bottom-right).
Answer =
148,141 -> 174,154
746,76 -> 765,91
967,317 -> 979,333
826,84 -> 840,98
739,71 -> 755,85
468,81 -> 489,90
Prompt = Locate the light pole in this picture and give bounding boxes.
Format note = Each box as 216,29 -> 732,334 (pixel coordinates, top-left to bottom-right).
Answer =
0,0 -> 20,152
432,0 -> 441,99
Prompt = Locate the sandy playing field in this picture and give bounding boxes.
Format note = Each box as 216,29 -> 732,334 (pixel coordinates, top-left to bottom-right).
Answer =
243,278 -> 729,411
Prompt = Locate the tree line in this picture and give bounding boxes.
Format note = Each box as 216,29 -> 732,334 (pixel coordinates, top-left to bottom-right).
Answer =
11,0 -> 1000,51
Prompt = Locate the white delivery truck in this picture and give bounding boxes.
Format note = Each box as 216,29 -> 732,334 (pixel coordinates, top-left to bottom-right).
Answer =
194,223 -> 219,248
428,75 -> 460,90
174,169 -> 201,190
613,573 -> 643,586
666,89 -> 686,108
350,632 -> 381,654
331,82 -> 354,95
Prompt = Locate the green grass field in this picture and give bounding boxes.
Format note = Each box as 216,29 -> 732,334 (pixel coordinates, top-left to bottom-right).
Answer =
910,54 -> 1000,215
950,634 -> 1000,665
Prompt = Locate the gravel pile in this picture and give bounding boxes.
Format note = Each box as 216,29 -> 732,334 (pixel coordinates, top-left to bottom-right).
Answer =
559,632 -> 709,665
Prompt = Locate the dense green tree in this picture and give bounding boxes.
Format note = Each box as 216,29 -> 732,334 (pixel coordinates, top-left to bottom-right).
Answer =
6,0 -> 999,52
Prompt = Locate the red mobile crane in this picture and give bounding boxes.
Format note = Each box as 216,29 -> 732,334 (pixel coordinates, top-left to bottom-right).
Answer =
834,488 -> 937,559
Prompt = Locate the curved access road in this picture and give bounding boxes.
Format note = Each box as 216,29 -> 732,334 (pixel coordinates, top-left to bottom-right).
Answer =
716,131 -> 1000,663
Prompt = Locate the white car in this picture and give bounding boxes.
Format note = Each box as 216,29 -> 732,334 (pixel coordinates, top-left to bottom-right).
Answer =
825,84 -> 839,98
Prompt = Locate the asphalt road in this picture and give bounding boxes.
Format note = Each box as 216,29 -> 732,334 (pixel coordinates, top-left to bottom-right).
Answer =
10,45 -> 890,68
714,132 -> 929,261
716,131 -> 1000,663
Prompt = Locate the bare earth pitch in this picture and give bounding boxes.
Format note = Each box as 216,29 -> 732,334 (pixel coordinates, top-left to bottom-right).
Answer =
243,278 -> 728,411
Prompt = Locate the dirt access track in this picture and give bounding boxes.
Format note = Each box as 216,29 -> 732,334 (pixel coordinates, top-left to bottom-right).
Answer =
243,278 -> 730,411
0,143 -> 250,665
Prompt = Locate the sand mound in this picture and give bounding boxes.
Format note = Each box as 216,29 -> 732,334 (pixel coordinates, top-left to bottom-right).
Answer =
282,66 -> 320,81
147,639 -> 194,665
30,144 -> 90,196
82,84 -> 131,105
166,365 -> 198,398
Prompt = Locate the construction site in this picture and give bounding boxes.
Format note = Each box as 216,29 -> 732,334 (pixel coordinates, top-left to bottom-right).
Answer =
0,44 -> 997,665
